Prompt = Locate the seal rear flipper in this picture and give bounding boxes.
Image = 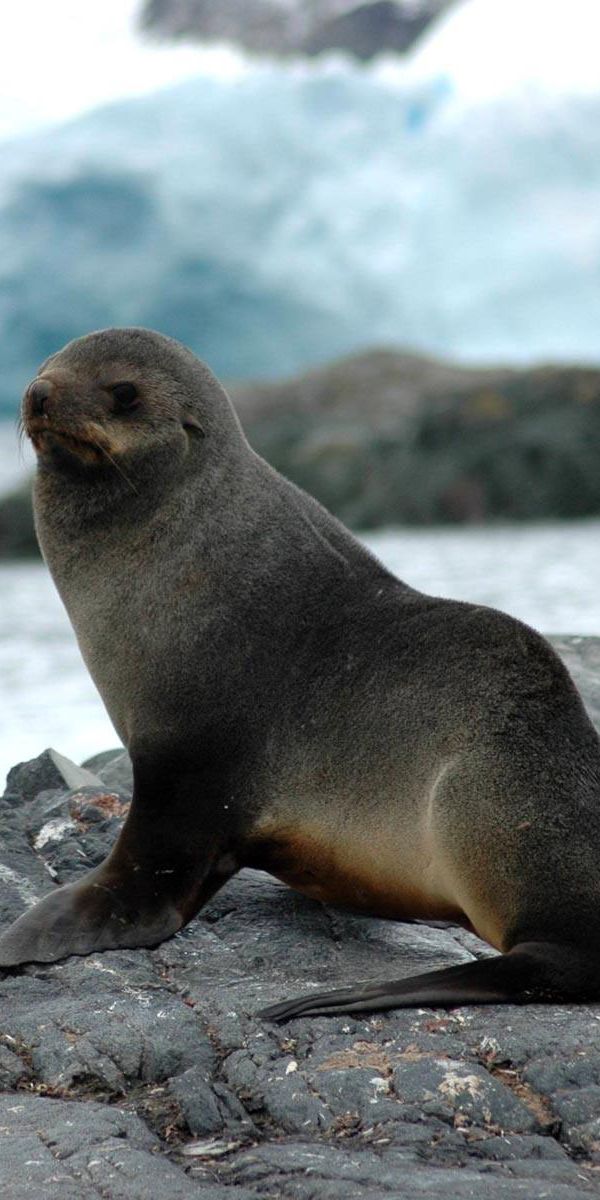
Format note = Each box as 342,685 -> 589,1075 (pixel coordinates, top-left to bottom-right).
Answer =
259,941 -> 600,1021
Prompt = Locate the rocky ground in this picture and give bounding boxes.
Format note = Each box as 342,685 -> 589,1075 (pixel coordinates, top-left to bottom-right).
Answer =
1,636 -> 600,1198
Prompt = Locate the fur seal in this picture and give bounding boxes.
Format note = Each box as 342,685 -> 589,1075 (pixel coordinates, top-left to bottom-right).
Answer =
4,325 -> 600,1020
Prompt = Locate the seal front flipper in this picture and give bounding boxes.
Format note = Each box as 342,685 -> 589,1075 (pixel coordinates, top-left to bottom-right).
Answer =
0,848 -> 233,968
0,868 -> 183,966
0,758 -> 238,967
260,941 -> 600,1021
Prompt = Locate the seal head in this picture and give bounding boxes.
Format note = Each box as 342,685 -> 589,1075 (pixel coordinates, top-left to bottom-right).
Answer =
21,327 -> 231,502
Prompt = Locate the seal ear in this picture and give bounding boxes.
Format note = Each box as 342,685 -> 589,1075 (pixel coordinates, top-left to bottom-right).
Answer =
182,412 -> 205,436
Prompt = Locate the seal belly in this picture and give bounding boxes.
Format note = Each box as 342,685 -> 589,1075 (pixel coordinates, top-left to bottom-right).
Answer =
247,819 -> 468,926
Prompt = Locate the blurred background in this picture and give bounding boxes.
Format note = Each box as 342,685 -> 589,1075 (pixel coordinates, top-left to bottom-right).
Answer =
1,0 -> 600,782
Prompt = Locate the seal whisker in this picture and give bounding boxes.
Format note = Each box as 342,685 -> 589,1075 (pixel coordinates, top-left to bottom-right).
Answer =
15,414 -> 28,461
91,437 -> 139,495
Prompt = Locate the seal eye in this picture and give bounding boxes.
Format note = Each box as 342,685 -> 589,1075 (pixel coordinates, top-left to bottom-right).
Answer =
111,382 -> 139,412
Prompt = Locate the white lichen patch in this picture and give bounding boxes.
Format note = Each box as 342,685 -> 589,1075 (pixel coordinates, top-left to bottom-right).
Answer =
33,817 -> 76,850
181,1138 -> 241,1159
479,1036 -> 501,1057
370,1075 -> 390,1094
438,1068 -> 485,1102
369,1075 -> 390,1102
84,960 -> 119,975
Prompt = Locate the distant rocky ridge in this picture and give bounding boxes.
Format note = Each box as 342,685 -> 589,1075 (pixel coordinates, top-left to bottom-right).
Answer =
234,349 -> 600,526
3,346 -> 600,557
141,0 -> 452,60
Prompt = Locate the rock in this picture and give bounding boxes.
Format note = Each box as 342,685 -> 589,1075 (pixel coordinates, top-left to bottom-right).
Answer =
45,748 -> 104,790
0,1093 -> 203,1200
170,1067 -> 256,1138
232,350 -> 600,528
5,749 -> 72,802
140,0 -> 452,60
0,480 -> 38,558
81,748 -> 124,774
551,637 -> 600,730
0,1043 -> 31,1088
4,638 -> 600,1194
390,1057 -> 537,1131
4,748 -> 106,801
83,749 -> 134,795
214,1139 -> 592,1196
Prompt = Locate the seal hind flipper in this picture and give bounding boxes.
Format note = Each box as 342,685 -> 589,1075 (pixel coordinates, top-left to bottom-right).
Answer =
259,941 -> 600,1021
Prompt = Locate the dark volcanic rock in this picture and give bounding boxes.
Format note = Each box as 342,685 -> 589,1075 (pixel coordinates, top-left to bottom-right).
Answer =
82,748 -> 134,795
2,634 -> 600,1196
6,748 -> 103,802
0,480 -> 38,558
0,1093 -> 201,1200
141,0 -> 451,61
5,348 -> 600,557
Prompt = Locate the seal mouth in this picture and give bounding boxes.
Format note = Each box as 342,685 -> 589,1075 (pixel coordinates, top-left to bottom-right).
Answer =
26,421 -> 109,464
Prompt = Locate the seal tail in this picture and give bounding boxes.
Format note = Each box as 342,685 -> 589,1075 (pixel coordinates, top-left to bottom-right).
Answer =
259,940 -> 600,1021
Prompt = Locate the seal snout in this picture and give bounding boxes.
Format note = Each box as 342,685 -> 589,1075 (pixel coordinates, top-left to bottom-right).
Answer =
22,374 -> 110,465
23,375 -> 62,450
25,376 -> 54,419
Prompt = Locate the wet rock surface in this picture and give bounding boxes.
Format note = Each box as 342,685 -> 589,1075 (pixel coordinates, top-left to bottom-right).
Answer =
2,636 -> 600,1197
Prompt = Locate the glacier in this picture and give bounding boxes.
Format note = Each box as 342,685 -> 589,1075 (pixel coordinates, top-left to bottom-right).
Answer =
1,0 -> 600,410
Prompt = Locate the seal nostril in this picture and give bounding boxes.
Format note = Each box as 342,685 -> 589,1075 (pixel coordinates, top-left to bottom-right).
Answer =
27,378 -> 54,417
